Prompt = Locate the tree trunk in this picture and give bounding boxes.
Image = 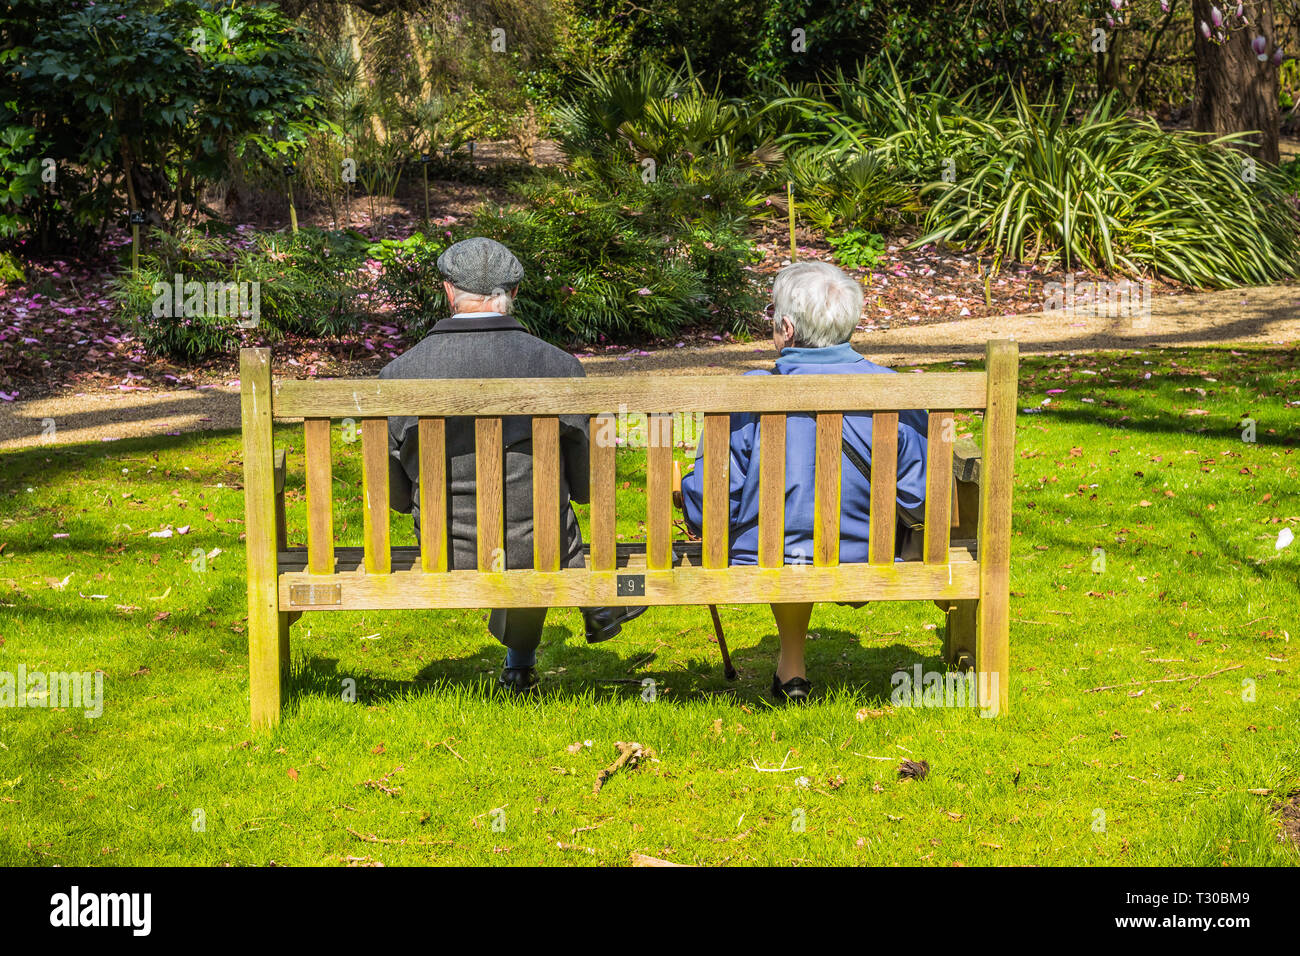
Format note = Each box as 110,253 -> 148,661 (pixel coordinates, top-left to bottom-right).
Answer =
1190,0 -> 1280,164
343,4 -> 386,143
405,14 -> 433,101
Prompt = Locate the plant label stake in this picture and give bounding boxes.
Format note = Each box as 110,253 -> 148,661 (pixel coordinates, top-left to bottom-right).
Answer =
283,162 -> 298,234
787,181 -> 796,261
421,153 -> 431,222
129,210 -> 145,278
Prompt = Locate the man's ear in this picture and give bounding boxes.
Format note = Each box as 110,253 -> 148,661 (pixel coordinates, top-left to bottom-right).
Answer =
442,280 -> 456,301
780,315 -> 795,342
510,285 -> 519,298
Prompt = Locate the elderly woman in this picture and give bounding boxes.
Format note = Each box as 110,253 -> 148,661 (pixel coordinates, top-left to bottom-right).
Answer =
680,261 -> 929,703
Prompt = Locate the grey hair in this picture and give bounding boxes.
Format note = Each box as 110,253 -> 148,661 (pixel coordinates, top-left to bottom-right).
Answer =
449,284 -> 515,315
771,261 -> 863,348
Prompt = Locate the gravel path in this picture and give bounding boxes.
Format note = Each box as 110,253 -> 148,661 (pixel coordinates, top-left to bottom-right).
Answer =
2,282 -> 1295,451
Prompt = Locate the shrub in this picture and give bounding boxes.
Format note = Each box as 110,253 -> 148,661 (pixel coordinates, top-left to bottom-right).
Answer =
915,89 -> 1300,287
554,63 -> 783,219
372,169 -> 763,345
368,231 -> 454,338
786,145 -> 921,234
826,229 -> 887,271
112,225 -> 370,359
3,0 -> 329,250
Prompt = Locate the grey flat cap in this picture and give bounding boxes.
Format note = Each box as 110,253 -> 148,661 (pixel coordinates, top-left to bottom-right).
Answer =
436,237 -> 524,295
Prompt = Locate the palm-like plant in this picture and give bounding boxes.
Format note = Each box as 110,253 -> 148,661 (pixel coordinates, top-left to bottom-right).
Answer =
915,87 -> 1300,286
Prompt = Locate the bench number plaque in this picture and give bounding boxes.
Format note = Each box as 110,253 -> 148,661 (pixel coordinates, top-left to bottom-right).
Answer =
616,574 -> 645,597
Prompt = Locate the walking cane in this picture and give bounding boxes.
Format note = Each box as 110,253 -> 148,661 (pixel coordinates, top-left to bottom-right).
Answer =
674,461 -> 738,681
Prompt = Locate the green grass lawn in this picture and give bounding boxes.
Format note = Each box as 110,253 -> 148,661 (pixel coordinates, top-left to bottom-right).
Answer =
1,346 -> 1297,866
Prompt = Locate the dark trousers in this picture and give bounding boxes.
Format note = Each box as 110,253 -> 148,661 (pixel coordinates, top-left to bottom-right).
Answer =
489,607 -> 611,651
488,608 -> 549,651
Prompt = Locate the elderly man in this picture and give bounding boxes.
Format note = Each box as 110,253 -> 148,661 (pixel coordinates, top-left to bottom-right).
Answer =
381,238 -> 645,695
680,260 -> 929,703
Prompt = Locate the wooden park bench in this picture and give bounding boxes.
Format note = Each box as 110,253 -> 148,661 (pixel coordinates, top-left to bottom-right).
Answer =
240,340 -> 1018,727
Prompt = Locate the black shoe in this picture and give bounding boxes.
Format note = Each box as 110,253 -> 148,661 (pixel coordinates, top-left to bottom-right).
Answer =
582,605 -> 648,644
771,672 -> 812,704
497,665 -> 539,696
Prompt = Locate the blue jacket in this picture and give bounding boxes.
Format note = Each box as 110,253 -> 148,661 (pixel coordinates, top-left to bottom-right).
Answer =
680,343 -> 929,565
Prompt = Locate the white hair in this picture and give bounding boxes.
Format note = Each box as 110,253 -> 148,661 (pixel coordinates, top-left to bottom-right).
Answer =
771,261 -> 863,348
449,285 -> 515,315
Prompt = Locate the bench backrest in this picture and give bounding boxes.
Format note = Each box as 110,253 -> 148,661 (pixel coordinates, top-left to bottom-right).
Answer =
240,340 -> 1017,609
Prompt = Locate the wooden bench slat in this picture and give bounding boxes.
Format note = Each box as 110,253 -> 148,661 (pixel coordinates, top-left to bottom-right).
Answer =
867,411 -> 898,565
303,418 -> 333,574
272,373 -> 990,418
361,418 -> 391,574
758,413 -> 786,568
417,418 -> 448,573
924,411 -> 954,564
278,549 -> 982,610
813,413 -> 842,567
589,414 -> 616,572
646,414 -> 673,571
475,417 -> 504,571
279,539 -> 979,573
532,416 -> 561,572
701,413 -> 729,569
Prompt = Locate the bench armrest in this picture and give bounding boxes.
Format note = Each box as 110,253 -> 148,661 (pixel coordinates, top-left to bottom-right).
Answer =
952,435 -> 981,485
272,448 -> 287,552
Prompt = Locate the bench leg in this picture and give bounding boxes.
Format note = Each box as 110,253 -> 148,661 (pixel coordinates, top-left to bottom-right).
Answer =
250,608 -> 291,728
943,599 -> 977,671
974,595 -> 1010,717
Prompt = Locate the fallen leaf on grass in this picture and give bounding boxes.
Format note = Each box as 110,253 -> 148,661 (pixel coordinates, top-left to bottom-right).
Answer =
898,759 -> 930,781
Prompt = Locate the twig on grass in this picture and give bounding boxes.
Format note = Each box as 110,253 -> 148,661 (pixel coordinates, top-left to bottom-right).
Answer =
346,827 -> 451,847
750,749 -> 801,773
593,741 -> 650,795
1084,663 -> 1244,694
436,738 -> 466,762
627,639 -> 668,673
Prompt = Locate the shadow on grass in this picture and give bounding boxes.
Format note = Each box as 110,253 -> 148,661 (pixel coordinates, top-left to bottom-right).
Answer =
287,625 -> 951,711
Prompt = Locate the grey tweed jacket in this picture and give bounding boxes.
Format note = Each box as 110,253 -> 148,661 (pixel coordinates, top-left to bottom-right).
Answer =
379,314 -> 590,571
